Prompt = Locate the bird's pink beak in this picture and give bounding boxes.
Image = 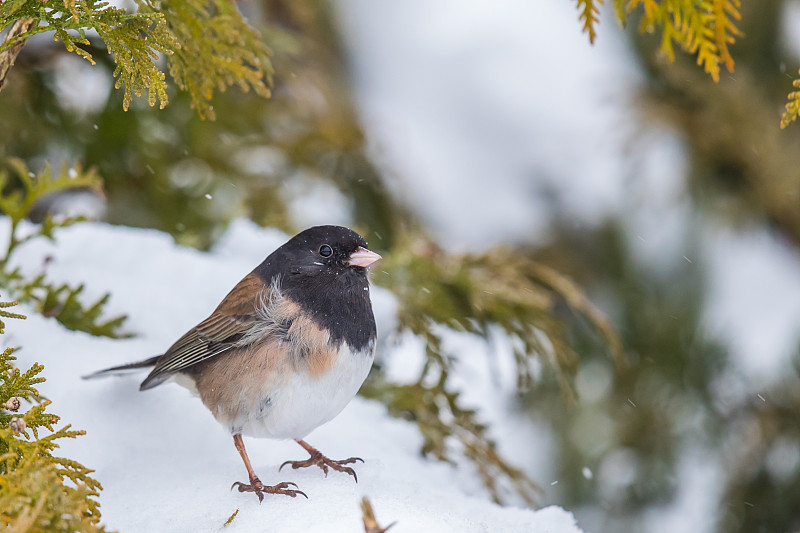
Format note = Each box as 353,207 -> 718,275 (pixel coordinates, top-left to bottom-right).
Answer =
348,247 -> 382,268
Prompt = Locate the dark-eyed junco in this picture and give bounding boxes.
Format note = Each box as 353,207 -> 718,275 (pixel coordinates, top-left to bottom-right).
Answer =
86,225 -> 381,501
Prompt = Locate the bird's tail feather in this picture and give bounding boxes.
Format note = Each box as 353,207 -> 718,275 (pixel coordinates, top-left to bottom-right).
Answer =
82,355 -> 161,380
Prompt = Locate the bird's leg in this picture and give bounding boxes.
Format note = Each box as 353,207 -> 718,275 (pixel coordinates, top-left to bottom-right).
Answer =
279,439 -> 364,482
231,434 -> 307,501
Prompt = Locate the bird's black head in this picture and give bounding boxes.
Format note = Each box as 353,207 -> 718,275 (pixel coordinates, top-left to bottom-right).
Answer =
255,225 -> 380,351
281,225 -> 378,278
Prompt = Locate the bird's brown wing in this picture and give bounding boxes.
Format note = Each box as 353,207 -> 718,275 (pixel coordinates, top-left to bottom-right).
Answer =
140,272 -> 267,390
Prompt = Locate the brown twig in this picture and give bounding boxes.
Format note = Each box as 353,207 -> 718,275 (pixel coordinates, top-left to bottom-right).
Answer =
361,497 -> 396,533
0,17 -> 35,92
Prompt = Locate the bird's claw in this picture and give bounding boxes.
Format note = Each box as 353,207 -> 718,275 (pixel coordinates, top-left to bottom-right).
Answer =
279,453 -> 363,483
231,478 -> 308,502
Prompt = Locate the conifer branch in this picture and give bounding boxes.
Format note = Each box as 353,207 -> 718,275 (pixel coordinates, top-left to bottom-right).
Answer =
611,0 -> 627,25
0,159 -> 102,263
0,17 -> 34,91
711,0 -> 740,75
139,0 -> 274,119
0,300 -> 108,531
363,236 -> 625,504
780,71 -> 800,129
587,0 -> 742,84
0,0 -> 273,116
0,159 -> 130,338
576,0 -> 600,44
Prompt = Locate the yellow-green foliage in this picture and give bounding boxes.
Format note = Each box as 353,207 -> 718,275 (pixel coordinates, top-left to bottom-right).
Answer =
363,237 -> 624,504
380,238 -> 624,396
577,0 -> 602,44
781,71 -> 800,129
0,158 -> 102,261
17,278 -> 130,338
0,300 -> 25,334
140,0 -> 274,120
578,0 -> 800,127
577,0 -> 742,82
0,0 -> 273,117
0,159 -> 129,338
0,301 -> 108,532
222,509 -> 238,527
361,373 -> 542,505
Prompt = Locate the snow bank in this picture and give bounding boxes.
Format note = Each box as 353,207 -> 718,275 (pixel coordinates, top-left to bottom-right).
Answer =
5,218 -> 586,533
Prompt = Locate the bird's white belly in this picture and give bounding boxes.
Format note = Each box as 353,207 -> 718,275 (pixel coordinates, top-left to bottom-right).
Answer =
237,344 -> 374,439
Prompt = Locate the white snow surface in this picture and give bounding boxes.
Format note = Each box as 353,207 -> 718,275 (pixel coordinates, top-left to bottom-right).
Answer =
4,218 -> 585,533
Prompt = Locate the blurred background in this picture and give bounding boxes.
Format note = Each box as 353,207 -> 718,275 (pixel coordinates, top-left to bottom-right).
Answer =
2,1 -> 800,532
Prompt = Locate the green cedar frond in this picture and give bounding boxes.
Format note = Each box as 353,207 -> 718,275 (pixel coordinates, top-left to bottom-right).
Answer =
361,373 -> 542,506
0,158 -> 102,229
94,11 -> 176,111
63,0 -> 80,23
1,0 -> 273,117
0,307 -> 108,531
0,298 -> 25,334
611,0 -> 627,25
577,0 -> 601,44
711,0 -> 740,75
0,0 -> 175,108
380,241 -> 624,395
0,352 -> 44,405
137,0 -> 273,120
614,0 -> 740,83
681,1 -> 720,81
0,159 -> 129,338
36,282 -> 131,338
223,509 -> 239,527
0,158 -> 102,263
2,271 -> 131,339
0,0 -> 29,22
780,71 -> 800,129
368,237 -> 624,503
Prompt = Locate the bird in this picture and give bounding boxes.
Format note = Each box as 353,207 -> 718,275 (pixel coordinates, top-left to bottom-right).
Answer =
85,225 -> 382,501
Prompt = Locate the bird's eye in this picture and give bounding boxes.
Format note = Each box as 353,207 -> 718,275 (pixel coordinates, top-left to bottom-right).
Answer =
319,244 -> 333,257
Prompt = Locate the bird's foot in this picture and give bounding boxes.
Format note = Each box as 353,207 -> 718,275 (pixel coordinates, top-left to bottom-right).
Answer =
231,477 -> 307,502
280,451 -> 364,482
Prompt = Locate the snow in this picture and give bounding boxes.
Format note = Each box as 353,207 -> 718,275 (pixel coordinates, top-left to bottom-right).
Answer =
4,218 -> 586,533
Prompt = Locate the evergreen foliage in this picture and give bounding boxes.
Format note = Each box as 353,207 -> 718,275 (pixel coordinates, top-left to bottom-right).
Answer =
0,159 -> 129,338
0,158 -> 101,261
380,240 -> 624,397
578,0 -> 742,82
361,374 -> 542,505
0,0 -> 273,117
0,300 -> 108,532
591,0 -> 800,127
0,299 -> 25,334
577,0 -> 602,44
363,237 -> 625,504
145,0 -> 273,120
572,0 -> 800,127
781,70 -> 800,128
222,509 -> 238,527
